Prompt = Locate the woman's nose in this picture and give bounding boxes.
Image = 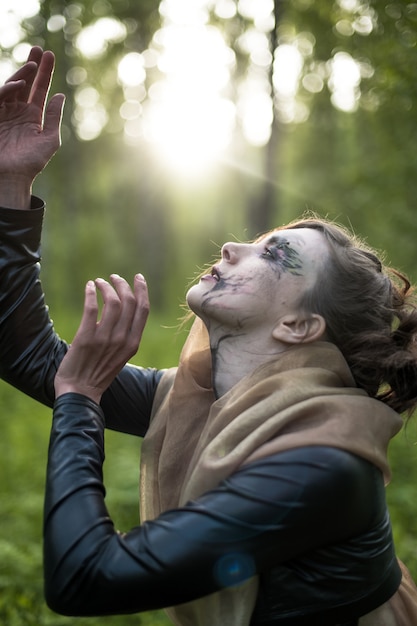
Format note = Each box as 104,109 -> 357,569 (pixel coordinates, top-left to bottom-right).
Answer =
221,242 -> 242,263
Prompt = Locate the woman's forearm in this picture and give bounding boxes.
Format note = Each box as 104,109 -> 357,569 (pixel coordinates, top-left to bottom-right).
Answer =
0,200 -> 65,406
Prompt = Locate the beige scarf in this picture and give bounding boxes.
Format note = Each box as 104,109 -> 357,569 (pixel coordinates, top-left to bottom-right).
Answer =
139,318 -> 416,626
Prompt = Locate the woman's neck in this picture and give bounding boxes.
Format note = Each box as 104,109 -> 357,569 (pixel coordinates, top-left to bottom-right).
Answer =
209,328 -> 285,398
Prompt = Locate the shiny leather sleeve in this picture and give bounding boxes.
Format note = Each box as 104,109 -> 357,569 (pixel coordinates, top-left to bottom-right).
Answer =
0,201 -> 163,436
44,393 -> 390,617
0,199 -> 61,403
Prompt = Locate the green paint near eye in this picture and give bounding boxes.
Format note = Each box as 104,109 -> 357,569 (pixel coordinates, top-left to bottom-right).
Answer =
266,236 -> 303,276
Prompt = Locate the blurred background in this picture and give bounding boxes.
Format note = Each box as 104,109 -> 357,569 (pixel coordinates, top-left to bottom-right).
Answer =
0,0 -> 417,624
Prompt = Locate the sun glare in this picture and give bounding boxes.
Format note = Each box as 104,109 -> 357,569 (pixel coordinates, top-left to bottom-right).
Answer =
114,0 -> 278,178
132,9 -> 237,178
0,0 -> 372,172
141,21 -> 235,177
143,89 -> 235,177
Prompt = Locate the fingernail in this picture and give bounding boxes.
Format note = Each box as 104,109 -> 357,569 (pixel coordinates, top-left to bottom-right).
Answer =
136,273 -> 146,281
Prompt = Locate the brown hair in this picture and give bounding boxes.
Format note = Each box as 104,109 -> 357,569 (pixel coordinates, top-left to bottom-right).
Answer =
279,216 -> 417,415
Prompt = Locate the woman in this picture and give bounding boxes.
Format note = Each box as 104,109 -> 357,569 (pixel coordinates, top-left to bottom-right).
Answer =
1,47 -> 417,626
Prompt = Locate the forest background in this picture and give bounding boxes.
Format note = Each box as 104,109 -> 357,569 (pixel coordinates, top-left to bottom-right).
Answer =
1,0 -> 417,624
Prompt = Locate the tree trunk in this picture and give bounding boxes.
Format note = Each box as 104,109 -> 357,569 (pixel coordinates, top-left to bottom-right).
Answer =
247,0 -> 282,237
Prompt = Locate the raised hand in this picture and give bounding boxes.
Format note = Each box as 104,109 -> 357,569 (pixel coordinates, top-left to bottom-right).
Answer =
0,46 -> 65,209
54,274 -> 150,405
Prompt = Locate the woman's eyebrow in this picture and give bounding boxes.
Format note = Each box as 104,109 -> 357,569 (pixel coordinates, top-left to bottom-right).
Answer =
266,235 -> 284,245
264,234 -> 298,247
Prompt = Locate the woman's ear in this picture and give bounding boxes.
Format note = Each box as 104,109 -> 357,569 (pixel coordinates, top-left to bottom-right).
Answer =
272,313 -> 326,345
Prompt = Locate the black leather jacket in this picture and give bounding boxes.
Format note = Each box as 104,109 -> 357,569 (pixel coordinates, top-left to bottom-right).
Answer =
0,200 -> 402,626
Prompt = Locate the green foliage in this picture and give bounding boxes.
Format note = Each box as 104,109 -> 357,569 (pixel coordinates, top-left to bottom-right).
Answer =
1,0 -> 417,622
387,420 -> 417,579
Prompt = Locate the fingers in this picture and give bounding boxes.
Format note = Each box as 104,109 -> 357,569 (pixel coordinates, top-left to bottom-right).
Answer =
3,63 -> 38,105
5,45 -> 44,102
0,80 -> 27,103
5,61 -> 37,87
43,93 -> 66,144
28,49 -> 56,111
132,273 -> 150,336
26,46 -> 44,66
2,47 -> 55,110
94,274 -> 149,349
94,277 -> 124,332
78,280 -> 99,334
15,51 -> 41,102
55,275 -> 148,403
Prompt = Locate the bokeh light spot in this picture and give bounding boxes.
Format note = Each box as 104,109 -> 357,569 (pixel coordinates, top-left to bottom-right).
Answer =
118,52 -> 146,87
214,553 -> 256,588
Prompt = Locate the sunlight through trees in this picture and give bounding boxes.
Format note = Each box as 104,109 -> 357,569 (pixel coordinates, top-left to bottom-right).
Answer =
1,2 -> 417,624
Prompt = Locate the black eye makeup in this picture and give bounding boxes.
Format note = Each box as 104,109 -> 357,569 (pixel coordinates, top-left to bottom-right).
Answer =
262,236 -> 303,276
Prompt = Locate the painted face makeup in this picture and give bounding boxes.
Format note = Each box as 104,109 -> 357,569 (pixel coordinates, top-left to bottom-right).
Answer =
260,235 -> 303,277
186,227 -> 325,333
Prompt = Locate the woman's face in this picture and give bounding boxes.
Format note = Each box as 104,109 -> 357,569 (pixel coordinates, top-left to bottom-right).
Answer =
186,227 -> 327,335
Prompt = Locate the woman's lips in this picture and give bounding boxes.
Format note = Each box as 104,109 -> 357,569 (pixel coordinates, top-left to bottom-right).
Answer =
201,266 -> 221,282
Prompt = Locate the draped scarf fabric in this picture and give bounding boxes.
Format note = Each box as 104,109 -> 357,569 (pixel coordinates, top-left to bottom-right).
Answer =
139,318 -> 415,626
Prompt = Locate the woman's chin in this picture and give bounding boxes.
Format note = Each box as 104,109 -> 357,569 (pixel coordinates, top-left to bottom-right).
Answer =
186,284 -> 202,311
